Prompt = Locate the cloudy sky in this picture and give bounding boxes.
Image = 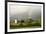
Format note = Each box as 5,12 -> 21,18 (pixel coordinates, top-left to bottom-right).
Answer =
8,2 -> 41,20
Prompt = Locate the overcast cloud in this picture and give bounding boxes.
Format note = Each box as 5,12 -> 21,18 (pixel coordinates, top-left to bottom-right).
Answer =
8,3 -> 41,20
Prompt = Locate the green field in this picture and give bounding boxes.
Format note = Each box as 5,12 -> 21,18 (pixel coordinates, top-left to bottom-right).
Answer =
10,18 -> 41,29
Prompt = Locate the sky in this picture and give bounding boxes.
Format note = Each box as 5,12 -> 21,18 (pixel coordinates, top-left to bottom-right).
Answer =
8,2 -> 41,20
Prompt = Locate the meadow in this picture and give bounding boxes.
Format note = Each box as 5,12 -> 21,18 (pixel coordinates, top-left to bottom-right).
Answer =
10,18 -> 41,29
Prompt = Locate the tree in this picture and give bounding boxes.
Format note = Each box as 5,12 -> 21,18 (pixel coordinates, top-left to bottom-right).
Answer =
28,18 -> 33,23
21,20 -> 24,23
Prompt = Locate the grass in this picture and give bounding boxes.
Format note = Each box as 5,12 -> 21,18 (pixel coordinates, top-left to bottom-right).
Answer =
10,18 -> 41,29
